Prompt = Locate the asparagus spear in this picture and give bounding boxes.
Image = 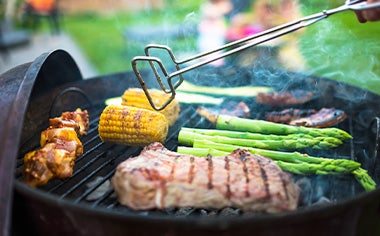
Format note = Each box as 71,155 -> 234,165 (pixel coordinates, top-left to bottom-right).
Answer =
179,128 -> 343,150
352,168 -> 377,191
176,146 -> 376,191
181,127 -> 327,140
192,140 -> 360,171
177,146 -> 228,157
177,146 -> 354,175
216,115 -> 352,141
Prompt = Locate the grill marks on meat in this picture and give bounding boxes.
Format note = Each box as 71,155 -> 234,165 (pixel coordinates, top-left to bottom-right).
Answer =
224,156 -> 232,200
112,142 -> 299,213
188,156 -> 196,184
239,155 -> 250,198
207,155 -> 213,189
257,158 -> 270,199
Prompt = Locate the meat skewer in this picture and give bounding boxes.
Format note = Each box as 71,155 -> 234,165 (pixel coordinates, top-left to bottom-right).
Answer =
23,108 -> 89,187
112,142 -> 300,213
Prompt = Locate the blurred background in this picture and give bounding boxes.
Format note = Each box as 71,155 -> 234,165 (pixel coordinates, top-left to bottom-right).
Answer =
1,0 -> 380,94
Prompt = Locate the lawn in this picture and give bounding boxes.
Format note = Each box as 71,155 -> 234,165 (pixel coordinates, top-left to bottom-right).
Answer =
63,0 -> 202,74
61,1 -> 380,94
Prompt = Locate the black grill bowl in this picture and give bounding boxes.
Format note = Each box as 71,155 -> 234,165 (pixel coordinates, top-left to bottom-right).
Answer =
2,50 -> 380,236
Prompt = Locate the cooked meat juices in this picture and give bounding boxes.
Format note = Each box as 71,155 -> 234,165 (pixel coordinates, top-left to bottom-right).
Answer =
112,142 -> 300,213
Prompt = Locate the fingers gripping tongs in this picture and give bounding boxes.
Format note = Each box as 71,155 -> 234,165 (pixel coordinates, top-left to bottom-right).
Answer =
131,0 -> 380,111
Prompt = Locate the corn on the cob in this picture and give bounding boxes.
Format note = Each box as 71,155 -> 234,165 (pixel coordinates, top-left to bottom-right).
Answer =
121,88 -> 180,126
98,104 -> 169,147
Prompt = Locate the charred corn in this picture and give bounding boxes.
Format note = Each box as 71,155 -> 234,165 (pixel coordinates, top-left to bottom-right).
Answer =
98,104 -> 169,147
121,88 -> 180,125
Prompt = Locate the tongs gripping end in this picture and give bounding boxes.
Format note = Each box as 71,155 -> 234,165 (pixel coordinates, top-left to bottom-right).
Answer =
131,55 -> 182,111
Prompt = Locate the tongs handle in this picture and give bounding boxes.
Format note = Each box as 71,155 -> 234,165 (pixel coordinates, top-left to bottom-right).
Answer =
132,0 -> 380,111
346,0 -> 380,10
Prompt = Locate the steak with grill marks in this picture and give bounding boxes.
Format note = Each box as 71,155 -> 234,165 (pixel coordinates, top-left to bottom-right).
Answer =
111,142 -> 300,213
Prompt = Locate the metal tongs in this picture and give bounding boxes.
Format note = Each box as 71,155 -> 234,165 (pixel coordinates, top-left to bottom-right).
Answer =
132,0 -> 380,111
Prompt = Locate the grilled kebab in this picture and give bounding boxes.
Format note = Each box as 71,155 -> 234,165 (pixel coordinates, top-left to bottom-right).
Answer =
24,108 -> 89,187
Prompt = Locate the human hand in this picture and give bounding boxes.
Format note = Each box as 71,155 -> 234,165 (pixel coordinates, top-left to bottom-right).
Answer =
354,0 -> 380,23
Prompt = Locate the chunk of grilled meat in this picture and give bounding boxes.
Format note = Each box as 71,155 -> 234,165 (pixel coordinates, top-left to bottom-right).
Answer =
23,109 -> 89,187
256,90 -> 314,107
265,108 -> 347,128
24,141 -> 80,187
40,127 -> 83,156
112,142 -> 299,213
49,108 -> 89,135
289,108 -> 347,128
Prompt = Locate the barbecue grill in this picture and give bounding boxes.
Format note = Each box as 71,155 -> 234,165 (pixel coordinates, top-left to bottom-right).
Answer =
1,49 -> 380,236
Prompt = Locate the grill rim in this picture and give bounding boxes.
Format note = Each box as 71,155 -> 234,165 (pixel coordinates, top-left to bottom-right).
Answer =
13,178 -> 379,226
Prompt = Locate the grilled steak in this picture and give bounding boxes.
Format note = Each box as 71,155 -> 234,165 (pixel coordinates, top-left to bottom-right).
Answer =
111,142 -> 299,213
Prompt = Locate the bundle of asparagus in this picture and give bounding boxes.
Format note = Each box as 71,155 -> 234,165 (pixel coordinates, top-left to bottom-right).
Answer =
177,116 -> 376,191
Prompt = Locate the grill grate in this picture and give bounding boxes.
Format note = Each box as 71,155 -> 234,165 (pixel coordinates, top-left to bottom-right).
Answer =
14,95 -> 380,217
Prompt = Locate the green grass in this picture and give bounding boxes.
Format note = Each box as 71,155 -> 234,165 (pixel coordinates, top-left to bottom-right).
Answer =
59,1 -> 380,94
63,0 -> 201,74
64,13 -> 133,73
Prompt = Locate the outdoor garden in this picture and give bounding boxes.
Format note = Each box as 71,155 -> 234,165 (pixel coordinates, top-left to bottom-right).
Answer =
4,0 -> 380,94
